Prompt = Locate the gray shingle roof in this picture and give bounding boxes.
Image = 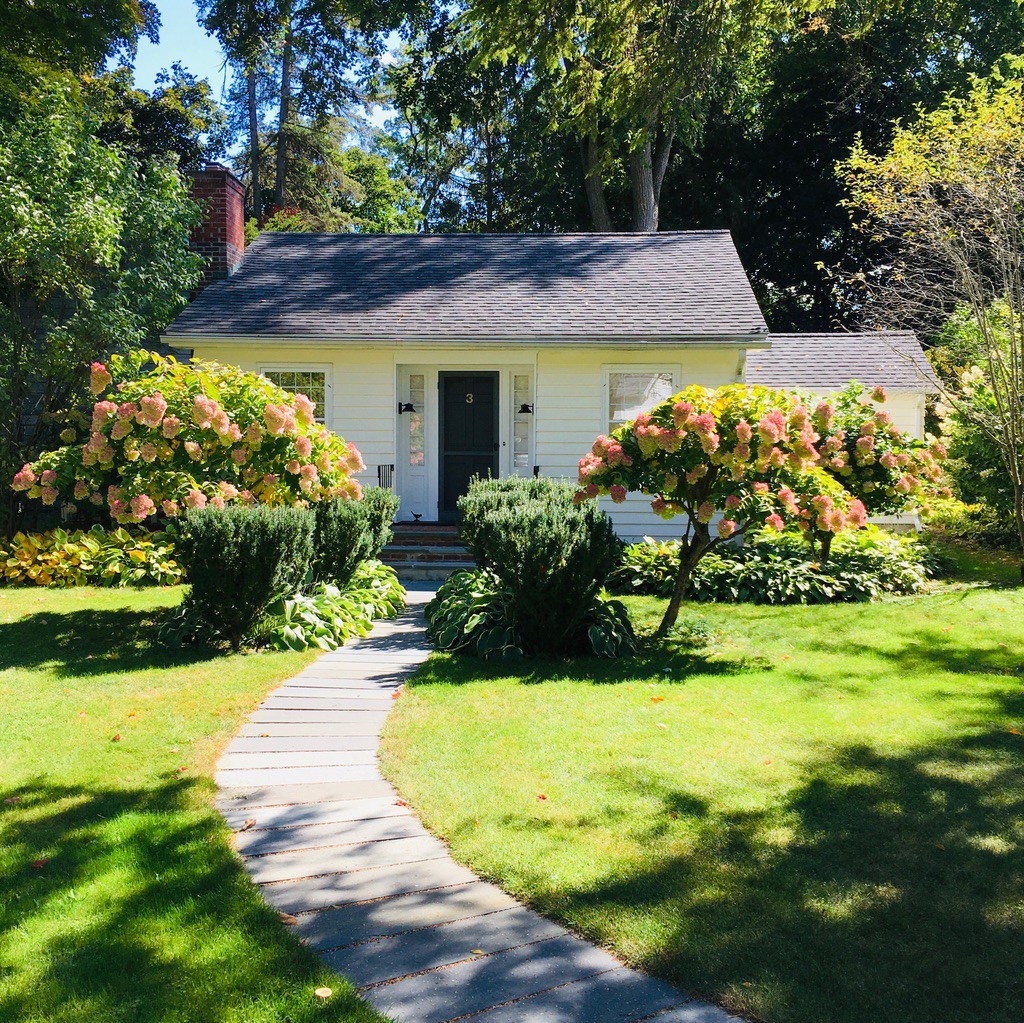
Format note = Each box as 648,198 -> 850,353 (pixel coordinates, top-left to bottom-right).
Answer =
164,231 -> 768,341
746,332 -> 935,393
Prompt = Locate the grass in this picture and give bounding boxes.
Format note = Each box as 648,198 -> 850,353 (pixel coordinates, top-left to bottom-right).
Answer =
381,559 -> 1024,1023
0,585 -> 389,1023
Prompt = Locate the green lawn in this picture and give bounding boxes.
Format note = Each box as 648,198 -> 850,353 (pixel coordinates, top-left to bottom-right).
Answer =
0,586 -> 388,1023
381,562 -> 1024,1023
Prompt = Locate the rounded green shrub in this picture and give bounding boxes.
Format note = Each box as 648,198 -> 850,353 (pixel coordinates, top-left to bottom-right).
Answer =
454,477 -> 629,656
312,487 -> 400,586
170,505 -> 314,650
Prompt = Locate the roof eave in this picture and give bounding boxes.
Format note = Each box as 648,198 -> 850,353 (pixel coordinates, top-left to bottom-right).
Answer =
162,331 -> 773,349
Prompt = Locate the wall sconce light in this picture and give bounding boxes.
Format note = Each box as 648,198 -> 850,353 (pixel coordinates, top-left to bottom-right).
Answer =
518,403 -> 534,414
398,402 -> 416,414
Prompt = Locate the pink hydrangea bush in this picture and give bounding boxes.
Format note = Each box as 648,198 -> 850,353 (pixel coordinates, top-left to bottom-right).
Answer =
13,350 -> 365,524
576,384 -> 866,633
807,382 -> 948,557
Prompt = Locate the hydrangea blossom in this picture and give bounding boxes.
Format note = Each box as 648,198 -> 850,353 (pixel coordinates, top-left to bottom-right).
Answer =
13,350 -> 365,524
576,383 -> 861,632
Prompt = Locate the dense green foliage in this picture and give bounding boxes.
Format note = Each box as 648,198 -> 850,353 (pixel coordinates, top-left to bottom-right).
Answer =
170,505 -> 314,651
313,487 -> 399,586
842,72 -> 1024,565
0,525 -> 182,587
612,527 -> 939,604
0,88 -> 201,533
458,477 -> 626,656
266,559 -> 406,651
425,568 -> 636,660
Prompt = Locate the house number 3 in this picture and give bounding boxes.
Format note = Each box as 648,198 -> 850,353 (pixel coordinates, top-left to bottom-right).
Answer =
465,392 -> 474,404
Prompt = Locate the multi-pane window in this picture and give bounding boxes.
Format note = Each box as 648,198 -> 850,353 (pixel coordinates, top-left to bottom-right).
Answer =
262,369 -> 328,424
607,370 -> 676,432
407,373 -> 425,466
513,373 -> 532,471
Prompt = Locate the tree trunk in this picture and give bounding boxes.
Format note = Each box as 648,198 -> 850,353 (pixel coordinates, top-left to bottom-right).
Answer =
274,16 -> 293,209
1014,486 -> 1024,584
581,135 -> 614,231
247,70 -> 262,223
630,140 -> 658,232
820,532 -> 834,564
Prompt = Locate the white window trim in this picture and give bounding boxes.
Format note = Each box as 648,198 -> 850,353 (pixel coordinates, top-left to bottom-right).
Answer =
258,363 -> 334,427
602,364 -> 681,434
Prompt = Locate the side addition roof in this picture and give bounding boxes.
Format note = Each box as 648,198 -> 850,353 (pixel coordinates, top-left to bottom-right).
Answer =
746,331 -> 936,393
164,231 -> 769,343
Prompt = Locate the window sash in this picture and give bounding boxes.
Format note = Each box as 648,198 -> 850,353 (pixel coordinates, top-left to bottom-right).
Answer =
260,368 -> 329,425
606,369 -> 677,433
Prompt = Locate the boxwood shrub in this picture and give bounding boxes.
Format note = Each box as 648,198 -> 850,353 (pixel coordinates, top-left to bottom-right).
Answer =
170,505 -> 314,650
445,477 -> 632,657
313,487 -> 400,586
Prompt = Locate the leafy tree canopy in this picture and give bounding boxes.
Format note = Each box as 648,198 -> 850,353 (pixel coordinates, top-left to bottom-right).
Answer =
0,84 -> 201,533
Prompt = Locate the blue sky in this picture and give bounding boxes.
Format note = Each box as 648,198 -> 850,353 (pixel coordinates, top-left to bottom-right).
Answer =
131,0 -> 232,95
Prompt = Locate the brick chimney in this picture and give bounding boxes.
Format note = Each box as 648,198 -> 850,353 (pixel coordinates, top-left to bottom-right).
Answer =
188,164 -> 246,291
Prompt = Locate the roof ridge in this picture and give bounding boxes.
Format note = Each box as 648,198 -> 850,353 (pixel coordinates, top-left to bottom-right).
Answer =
254,229 -> 734,240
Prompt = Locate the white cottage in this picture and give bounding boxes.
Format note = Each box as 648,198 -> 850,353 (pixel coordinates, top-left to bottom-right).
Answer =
165,166 -> 934,540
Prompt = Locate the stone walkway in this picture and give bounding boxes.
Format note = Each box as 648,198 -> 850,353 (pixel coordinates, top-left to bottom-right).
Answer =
216,590 -> 740,1023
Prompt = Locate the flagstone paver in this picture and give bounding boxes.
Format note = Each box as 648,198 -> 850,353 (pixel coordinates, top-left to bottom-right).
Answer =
216,589 -> 742,1023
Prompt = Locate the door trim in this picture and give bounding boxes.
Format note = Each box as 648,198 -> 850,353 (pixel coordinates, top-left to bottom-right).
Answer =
438,370 -> 499,522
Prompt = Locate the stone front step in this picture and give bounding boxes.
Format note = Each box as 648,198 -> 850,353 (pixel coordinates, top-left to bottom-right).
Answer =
382,546 -> 474,564
382,524 -> 474,582
388,525 -> 464,548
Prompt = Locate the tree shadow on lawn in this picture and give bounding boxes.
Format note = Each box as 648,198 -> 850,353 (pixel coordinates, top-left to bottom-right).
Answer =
0,606 -> 220,678
413,646 -> 774,689
0,779 -> 380,1023
505,698 -> 1024,1023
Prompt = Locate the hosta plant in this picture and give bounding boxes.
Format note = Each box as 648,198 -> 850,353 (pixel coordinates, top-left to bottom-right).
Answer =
425,569 -> 635,661
266,560 -> 406,651
0,526 -> 182,587
12,350 -> 365,524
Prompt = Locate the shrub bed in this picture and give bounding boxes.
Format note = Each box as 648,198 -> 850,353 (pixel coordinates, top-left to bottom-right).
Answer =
424,477 -> 633,659
0,526 -> 182,587
166,505 -> 315,650
313,486 -> 399,585
611,526 -> 939,604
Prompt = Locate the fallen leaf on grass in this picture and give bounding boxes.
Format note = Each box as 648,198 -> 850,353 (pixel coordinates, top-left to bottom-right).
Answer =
941,626 -> 953,633
395,798 -> 409,807
537,793 -> 548,801
650,695 -> 664,703
1009,729 -> 1021,736
392,690 -> 401,700
4,797 -> 22,806
77,712 -> 87,719
280,912 -> 299,925
240,818 -> 257,832
655,723 -> 668,729
314,987 -> 332,1000
111,734 -> 122,742
31,858 -> 49,869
